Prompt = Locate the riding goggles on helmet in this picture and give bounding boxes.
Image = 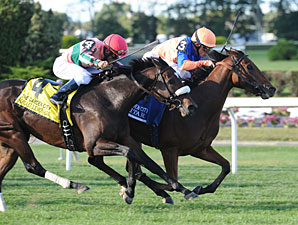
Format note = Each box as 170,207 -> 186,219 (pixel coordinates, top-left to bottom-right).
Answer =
104,41 -> 128,57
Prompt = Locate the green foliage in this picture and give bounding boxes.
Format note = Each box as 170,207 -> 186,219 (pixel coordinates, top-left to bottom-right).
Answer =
132,13 -> 157,43
0,0 -> 34,69
93,2 -> 130,40
61,35 -> 80,49
1,65 -> 54,81
268,39 -> 298,61
216,36 -> 227,44
269,11 -> 298,40
21,3 -> 66,64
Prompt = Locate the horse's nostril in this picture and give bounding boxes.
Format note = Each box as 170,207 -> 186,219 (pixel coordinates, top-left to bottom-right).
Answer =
269,86 -> 276,97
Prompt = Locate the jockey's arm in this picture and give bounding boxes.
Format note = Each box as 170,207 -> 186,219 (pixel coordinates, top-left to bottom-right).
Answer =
181,59 -> 214,71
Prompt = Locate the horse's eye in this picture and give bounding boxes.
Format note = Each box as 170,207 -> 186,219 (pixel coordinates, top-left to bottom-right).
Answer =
247,64 -> 253,70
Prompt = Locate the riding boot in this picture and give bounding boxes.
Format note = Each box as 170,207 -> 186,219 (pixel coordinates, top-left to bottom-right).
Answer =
49,79 -> 78,106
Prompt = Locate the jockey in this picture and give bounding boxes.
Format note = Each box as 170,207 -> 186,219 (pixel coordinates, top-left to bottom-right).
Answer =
143,27 -> 216,80
49,34 -> 128,106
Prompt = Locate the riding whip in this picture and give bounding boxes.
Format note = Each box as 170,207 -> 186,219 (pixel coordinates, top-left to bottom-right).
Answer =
221,10 -> 241,53
109,39 -> 160,64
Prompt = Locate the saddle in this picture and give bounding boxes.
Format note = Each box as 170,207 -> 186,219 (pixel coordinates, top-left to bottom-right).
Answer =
14,78 -> 78,150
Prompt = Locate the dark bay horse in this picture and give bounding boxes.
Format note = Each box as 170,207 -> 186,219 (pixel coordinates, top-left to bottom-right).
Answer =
0,57 -> 198,210
128,48 -> 276,203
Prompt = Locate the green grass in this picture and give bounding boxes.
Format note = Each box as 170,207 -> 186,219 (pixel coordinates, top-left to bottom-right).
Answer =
216,127 -> 298,142
1,144 -> 298,224
246,50 -> 298,71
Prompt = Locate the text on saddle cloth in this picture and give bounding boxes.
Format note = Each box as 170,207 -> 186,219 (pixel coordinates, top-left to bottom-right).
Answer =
128,95 -> 166,126
14,78 -> 77,126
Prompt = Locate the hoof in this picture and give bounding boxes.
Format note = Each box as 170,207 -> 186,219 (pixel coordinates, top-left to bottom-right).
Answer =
184,191 -> 198,201
119,186 -> 133,205
192,185 -> 202,195
162,197 -> 174,204
76,185 -> 90,194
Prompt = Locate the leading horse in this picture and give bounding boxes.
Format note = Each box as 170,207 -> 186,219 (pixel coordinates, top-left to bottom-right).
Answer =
0,57 -> 198,211
128,48 -> 276,203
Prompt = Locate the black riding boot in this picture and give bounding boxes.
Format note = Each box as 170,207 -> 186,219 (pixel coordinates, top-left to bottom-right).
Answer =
49,79 -> 78,106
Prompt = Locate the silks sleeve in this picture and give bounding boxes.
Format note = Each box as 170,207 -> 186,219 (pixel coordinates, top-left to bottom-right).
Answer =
181,60 -> 213,70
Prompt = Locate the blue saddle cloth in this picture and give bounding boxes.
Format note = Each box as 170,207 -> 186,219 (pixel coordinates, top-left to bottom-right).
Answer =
128,96 -> 166,126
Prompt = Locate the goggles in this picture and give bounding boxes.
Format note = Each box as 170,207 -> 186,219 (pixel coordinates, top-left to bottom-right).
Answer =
107,45 -> 127,57
201,45 -> 213,53
193,41 -> 213,53
112,48 -> 127,56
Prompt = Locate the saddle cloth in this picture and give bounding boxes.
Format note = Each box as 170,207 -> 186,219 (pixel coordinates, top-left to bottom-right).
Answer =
128,95 -> 166,126
14,78 -> 77,125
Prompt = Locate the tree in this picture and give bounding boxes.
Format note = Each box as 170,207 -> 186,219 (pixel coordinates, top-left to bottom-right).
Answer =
21,2 -> 68,64
93,2 -> 130,40
0,0 -> 34,69
268,0 -> 298,40
132,13 -> 157,43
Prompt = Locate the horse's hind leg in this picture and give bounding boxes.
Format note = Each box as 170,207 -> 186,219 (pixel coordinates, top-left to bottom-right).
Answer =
0,142 -> 19,193
0,142 -> 19,212
0,125 -> 89,194
191,145 -> 230,195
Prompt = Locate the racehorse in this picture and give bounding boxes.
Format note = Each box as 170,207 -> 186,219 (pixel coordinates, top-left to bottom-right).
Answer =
127,48 -> 276,203
0,57 -> 198,210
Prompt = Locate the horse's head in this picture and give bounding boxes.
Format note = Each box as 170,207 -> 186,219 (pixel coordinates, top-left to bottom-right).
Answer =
224,48 -> 276,99
130,57 -> 197,117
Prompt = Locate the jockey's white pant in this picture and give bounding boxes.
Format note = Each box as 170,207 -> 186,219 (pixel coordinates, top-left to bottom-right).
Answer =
143,51 -> 191,79
53,56 -> 103,86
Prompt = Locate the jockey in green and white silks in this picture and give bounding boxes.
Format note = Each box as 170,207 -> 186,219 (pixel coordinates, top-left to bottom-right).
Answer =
50,34 -> 128,106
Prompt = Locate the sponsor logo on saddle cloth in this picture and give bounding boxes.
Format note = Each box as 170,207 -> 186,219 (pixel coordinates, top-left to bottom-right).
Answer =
14,78 -> 76,125
128,95 -> 166,126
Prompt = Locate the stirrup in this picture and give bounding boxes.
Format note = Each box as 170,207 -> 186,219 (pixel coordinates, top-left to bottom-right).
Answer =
50,95 -> 64,106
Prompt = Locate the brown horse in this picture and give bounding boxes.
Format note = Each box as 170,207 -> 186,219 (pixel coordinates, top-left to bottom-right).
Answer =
0,57 -> 198,210
127,48 -> 276,203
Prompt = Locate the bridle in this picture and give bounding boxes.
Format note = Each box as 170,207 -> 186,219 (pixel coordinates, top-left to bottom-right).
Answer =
217,52 -> 264,95
130,65 -> 191,110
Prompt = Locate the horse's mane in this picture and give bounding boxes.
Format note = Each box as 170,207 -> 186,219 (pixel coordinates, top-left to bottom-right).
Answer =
208,49 -> 229,62
129,57 -> 154,73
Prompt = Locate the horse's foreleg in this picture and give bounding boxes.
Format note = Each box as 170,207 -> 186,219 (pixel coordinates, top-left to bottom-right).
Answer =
88,155 -> 132,203
91,139 -> 137,204
191,145 -> 230,195
127,162 -> 174,204
161,147 -> 179,180
124,138 -> 198,201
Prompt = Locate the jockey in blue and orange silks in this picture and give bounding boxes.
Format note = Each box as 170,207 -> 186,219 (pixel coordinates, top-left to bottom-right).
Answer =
50,34 -> 128,106
143,27 -> 216,80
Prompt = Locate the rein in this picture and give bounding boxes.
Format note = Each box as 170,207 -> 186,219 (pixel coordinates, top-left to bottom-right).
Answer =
130,66 -> 190,109
217,54 -> 260,91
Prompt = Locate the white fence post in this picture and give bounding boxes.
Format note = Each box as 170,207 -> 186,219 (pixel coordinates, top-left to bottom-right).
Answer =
228,108 -> 238,174
66,150 -> 72,171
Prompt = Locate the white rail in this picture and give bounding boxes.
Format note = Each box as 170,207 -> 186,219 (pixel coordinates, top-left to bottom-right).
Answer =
63,97 -> 298,174
223,97 -> 298,174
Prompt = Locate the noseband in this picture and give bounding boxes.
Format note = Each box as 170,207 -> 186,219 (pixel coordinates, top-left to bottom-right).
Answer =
218,53 -> 263,95
130,66 -> 191,110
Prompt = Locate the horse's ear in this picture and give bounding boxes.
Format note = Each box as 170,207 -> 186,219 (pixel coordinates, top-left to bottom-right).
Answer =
208,50 -> 228,62
151,57 -> 167,69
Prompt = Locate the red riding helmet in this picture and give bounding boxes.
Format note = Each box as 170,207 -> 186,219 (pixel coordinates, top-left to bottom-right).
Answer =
103,34 -> 128,57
